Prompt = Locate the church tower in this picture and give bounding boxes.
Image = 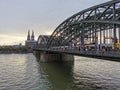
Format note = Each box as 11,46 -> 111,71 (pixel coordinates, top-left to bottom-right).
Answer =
31,30 -> 34,41
27,30 -> 30,40
25,30 -> 36,52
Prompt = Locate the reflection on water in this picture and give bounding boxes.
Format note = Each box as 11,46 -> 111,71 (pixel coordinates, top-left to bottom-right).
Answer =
38,62 -> 74,90
0,54 -> 120,90
73,56 -> 120,90
0,54 -> 50,90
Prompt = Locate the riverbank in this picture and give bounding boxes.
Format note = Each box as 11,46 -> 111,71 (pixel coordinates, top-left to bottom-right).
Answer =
0,51 -> 31,54
0,46 -> 32,54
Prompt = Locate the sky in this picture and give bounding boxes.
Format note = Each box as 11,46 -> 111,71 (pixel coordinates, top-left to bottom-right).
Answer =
0,0 -> 110,45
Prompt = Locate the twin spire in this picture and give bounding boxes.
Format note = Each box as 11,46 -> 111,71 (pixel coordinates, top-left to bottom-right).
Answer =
27,30 -> 34,41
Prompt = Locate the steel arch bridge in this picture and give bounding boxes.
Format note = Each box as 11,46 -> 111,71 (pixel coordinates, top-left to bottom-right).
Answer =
40,0 -> 120,50
37,35 -> 50,48
36,0 -> 120,51
34,0 -> 120,59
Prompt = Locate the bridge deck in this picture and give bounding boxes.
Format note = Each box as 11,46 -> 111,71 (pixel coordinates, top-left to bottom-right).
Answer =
33,48 -> 120,59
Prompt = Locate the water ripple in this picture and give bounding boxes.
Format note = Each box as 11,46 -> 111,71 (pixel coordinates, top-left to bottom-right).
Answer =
0,54 -> 120,90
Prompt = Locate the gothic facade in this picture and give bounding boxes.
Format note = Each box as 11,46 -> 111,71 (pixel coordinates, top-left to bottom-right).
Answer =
25,30 -> 36,49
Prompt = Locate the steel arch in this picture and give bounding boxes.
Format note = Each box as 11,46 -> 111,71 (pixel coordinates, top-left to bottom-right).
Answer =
46,0 -> 120,49
37,35 -> 50,48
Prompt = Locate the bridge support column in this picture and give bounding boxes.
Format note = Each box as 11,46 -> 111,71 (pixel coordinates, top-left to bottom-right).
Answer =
34,51 -> 74,62
60,54 -> 74,62
40,53 -> 60,62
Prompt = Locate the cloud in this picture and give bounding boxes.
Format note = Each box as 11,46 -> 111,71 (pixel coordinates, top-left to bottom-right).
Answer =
0,34 -> 26,45
0,0 -> 110,45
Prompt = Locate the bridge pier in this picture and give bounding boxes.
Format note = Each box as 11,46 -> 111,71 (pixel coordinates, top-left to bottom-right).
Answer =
34,51 -> 74,62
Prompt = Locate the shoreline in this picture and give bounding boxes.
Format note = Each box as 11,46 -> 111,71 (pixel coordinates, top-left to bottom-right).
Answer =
0,51 -> 32,54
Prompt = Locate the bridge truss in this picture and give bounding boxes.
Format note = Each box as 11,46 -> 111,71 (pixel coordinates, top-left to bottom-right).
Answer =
43,0 -> 120,50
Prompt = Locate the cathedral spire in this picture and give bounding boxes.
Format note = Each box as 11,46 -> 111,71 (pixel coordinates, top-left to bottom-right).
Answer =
31,30 -> 34,40
27,30 -> 30,40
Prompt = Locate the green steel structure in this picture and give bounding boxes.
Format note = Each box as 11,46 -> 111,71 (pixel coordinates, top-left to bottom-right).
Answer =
43,0 -> 120,50
37,35 -> 50,48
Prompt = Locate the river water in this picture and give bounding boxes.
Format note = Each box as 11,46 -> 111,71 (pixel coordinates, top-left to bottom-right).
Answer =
0,54 -> 120,90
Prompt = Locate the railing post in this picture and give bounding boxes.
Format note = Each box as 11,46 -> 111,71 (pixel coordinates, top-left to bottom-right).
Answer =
94,8 -> 97,50
100,25 -> 102,44
113,3 -> 117,50
119,28 -> 120,42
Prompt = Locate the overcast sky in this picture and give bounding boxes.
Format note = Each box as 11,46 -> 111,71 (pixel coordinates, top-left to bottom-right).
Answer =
0,0 -> 110,45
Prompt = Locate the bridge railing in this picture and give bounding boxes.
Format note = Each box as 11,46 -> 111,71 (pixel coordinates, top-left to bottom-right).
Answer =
48,47 -> 120,58
34,46 -> 120,58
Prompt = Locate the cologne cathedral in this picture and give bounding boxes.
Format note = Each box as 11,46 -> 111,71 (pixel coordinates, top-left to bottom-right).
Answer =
25,30 -> 36,50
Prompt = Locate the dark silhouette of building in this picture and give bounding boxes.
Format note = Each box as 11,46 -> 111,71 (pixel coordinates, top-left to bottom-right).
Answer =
25,30 -> 36,50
